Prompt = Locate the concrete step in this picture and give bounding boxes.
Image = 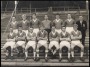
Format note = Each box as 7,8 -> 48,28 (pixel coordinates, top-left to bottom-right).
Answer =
1,60 -> 89,66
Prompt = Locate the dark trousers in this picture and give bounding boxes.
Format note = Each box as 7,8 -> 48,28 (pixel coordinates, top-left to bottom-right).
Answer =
44,29 -> 51,43
81,31 -> 86,46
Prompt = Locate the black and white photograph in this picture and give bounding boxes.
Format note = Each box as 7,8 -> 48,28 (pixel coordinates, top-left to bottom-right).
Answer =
1,0 -> 89,66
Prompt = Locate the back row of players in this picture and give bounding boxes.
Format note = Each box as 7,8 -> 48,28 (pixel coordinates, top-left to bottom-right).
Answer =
3,13 -> 87,62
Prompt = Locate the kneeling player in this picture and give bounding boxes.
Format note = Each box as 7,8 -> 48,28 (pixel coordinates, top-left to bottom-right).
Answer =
59,26 -> 71,62
71,24 -> 84,62
16,26 -> 26,57
36,27 -> 48,61
49,26 -> 59,56
2,27 -> 16,60
25,27 -> 36,61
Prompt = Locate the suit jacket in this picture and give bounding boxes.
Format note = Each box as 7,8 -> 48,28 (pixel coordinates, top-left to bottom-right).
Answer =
76,20 -> 87,32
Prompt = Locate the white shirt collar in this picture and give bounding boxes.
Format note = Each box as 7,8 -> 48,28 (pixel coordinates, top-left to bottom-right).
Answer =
33,18 -> 37,22
56,19 -> 60,22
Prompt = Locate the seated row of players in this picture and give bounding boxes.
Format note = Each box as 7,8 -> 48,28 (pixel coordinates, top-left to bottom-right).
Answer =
3,24 -> 84,62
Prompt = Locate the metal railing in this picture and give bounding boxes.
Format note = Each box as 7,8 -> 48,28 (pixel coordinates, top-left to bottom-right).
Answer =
1,6 -> 82,14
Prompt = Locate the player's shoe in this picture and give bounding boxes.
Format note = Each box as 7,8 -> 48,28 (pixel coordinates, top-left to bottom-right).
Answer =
45,57 -> 48,62
80,57 -> 85,62
59,57 -> 62,62
71,57 -> 75,62
68,58 -> 71,62
24,57 -> 28,61
36,57 -> 40,61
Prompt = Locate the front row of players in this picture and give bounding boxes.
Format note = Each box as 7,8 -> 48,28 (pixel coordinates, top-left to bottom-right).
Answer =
3,24 -> 84,62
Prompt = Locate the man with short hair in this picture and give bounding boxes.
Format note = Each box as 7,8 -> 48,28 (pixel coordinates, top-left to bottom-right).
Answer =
59,26 -> 71,62
64,14 -> 75,34
30,13 -> 41,36
71,24 -> 84,62
53,15 -> 63,34
41,15 -> 52,42
19,14 -> 29,36
9,17 -> 18,34
3,27 -> 16,60
36,26 -> 48,62
49,26 -> 59,57
16,26 -> 26,57
25,27 -> 36,61
76,16 -> 87,46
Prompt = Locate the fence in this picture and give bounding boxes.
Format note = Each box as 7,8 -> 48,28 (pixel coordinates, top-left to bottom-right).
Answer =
1,6 -> 83,14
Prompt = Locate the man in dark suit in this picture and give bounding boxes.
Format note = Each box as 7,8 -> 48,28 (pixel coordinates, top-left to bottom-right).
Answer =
76,16 -> 87,46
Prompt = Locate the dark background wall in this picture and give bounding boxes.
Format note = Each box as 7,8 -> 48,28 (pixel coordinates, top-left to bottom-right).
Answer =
2,1 -> 86,11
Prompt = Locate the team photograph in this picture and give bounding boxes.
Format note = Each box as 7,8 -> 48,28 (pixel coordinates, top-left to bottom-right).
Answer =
1,1 -> 89,66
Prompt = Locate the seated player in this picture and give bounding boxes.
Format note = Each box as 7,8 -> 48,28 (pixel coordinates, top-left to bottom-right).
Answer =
2,27 -> 16,60
25,27 -> 36,61
71,24 -> 84,62
49,26 -> 59,56
36,26 -> 48,62
59,26 -> 71,62
16,26 -> 26,57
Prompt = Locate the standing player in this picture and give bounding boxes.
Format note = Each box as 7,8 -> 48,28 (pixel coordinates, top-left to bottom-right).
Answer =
64,14 -> 75,34
41,15 -> 52,42
59,26 -> 71,62
36,26 -> 48,62
9,17 -> 18,34
49,26 -> 59,56
53,14 -> 63,34
71,24 -> 84,62
25,27 -> 36,61
19,14 -> 29,36
2,27 -> 16,60
76,16 -> 87,46
16,26 -> 26,57
30,13 -> 41,36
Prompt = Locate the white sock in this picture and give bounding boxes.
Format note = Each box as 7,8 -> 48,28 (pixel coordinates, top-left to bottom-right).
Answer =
33,52 -> 36,58
71,51 -> 74,57
59,53 -> 62,58
45,53 -> 47,58
68,53 -> 70,58
81,52 -> 84,57
25,51 -> 28,57
37,53 -> 39,57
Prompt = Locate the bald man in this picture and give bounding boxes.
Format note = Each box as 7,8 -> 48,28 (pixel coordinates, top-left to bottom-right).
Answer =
76,16 -> 87,46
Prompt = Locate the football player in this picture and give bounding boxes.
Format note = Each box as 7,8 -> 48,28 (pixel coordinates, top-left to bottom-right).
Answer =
59,25 -> 71,62
19,14 -> 29,36
9,17 -> 18,34
15,26 -> 26,57
30,13 -> 41,36
36,26 -> 48,61
41,15 -> 52,42
49,26 -> 59,56
64,14 -> 75,34
53,14 -> 63,34
71,24 -> 84,62
25,27 -> 36,61
3,27 -> 16,60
